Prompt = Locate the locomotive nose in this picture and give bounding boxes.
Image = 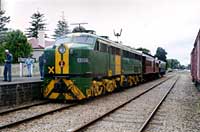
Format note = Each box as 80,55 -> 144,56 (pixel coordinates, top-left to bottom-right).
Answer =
55,44 -> 69,74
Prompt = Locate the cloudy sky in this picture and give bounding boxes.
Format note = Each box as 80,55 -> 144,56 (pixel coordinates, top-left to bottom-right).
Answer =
3,0 -> 200,65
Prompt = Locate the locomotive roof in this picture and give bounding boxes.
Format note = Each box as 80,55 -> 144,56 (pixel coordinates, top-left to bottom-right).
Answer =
142,52 -> 155,59
64,33 -> 142,56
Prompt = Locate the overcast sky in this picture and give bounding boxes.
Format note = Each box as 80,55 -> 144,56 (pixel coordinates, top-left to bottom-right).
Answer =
3,0 -> 200,65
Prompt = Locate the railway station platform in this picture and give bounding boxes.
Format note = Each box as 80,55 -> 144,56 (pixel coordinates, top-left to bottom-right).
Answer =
0,76 -> 41,84
0,76 -> 43,109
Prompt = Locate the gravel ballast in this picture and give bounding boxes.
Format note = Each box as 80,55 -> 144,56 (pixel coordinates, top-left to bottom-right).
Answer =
1,75 -> 172,132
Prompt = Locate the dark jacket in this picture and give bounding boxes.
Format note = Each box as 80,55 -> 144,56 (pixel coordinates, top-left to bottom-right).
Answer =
5,53 -> 13,64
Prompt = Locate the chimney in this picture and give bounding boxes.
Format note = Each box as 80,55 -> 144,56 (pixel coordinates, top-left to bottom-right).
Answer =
38,31 -> 45,48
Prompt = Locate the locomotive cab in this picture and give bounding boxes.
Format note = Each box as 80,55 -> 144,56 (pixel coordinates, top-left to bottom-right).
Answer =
44,33 -> 96,77
43,33 -> 98,100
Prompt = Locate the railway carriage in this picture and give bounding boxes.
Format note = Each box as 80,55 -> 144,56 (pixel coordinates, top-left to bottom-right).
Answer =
142,53 -> 160,80
191,29 -> 200,90
43,32 -> 165,100
159,60 -> 166,76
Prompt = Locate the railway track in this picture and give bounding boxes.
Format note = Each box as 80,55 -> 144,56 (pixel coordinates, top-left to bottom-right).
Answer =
0,102 -> 77,130
66,75 -> 177,132
138,77 -> 179,132
0,75 -> 175,131
0,100 -> 50,115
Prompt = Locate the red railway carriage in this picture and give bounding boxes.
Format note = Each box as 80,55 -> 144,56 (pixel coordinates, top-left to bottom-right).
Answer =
191,29 -> 200,89
142,53 -> 159,79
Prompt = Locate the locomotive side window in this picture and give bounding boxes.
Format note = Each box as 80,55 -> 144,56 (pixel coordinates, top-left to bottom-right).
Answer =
130,52 -> 135,58
110,47 -> 120,55
123,50 -> 129,58
116,48 -> 120,55
100,43 -> 107,52
94,39 -> 108,53
111,46 -> 115,54
135,54 -> 141,60
94,41 -> 100,51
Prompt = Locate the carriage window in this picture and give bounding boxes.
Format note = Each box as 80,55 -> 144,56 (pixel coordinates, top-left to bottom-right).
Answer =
146,61 -> 152,66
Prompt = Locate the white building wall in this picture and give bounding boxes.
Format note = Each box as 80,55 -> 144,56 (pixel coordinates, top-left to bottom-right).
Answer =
32,49 -> 44,61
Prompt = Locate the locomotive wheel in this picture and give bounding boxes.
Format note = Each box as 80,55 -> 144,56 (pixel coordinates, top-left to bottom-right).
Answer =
120,75 -> 125,87
102,79 -> 115,92
94,81 -> 103,96
128,76 -> 134,87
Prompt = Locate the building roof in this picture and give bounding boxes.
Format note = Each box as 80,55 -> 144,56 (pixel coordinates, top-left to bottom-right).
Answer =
28,38 -> 55,49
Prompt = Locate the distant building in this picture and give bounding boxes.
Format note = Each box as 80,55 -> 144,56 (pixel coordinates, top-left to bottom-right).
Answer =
28,31 -> 55,61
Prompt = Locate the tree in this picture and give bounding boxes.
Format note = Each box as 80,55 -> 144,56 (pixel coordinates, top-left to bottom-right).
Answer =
4,30 -> 33,63
53,20 -> 70,38
0,10 -> 10,64
167,59 -> 180,69
0,43 -> 6,64
0,10 -> 10,43
155,47 -> 167,61
26,11 -> 46,38
137,47 -> 150,54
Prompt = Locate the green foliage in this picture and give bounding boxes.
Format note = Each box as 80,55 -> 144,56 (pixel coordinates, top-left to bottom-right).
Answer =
167,59 -> 180,69
0,10 -> 10,43
0,10 -> 10,64
136,47 -> 150,54
4,30 -> 33,63
0,44 -> 5,64
26,11 -> 46,38
155,47 -> 167,61
53,20 -> 70,38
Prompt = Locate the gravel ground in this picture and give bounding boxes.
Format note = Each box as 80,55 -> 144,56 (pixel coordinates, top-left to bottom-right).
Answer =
1,75 -> 173,132
144,71 -> 200,132
0,103 -> 69,127
0,100 -> 46,112
83,75 -> 177,132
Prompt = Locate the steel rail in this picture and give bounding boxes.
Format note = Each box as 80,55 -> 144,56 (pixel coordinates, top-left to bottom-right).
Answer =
138,76 -> 179,132
0,103 -> 77,130
66,76 -> 175,132
0,100 -> 50,115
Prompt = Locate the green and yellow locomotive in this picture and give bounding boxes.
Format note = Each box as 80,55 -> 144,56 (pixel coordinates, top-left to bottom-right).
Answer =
43,32 -> 144,100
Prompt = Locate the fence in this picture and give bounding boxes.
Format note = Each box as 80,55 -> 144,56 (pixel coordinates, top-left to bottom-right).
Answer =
0,63 -> 40,77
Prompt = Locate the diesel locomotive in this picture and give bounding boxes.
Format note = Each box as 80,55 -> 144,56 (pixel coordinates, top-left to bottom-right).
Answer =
43,32 -> 166,100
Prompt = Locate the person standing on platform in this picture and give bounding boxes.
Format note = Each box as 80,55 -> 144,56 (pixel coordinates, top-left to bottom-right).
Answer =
25,56 -> 34,77
3,49 -> 13,82
39,54 -> 44,80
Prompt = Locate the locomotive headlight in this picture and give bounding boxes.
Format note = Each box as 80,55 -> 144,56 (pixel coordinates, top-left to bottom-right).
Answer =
58,44 -> 66,54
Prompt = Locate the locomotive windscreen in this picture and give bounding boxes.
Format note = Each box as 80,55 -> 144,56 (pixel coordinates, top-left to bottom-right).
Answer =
55,35 -> 95,46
